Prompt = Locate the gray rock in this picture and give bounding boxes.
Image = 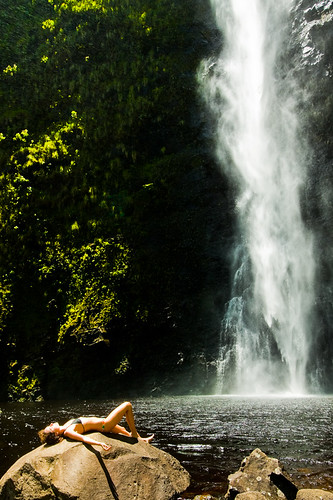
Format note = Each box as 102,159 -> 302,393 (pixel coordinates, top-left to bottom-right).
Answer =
0,433 -> 190,500
225,448 -> 296,500
296,490 -> 333,500
236,493 -> 267,500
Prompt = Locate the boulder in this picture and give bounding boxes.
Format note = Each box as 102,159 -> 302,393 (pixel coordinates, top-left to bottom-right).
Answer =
225,448 -> 297,500
0,433 -> 190,500
193,496 -> 217,500
236,493 -> 267,500
193,496 -> 216,500
296,490 -> 333,500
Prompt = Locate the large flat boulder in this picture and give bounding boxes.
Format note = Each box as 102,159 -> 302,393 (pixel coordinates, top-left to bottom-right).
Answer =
0,433 -> 190,500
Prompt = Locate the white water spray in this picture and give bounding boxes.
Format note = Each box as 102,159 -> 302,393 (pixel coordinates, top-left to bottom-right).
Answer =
200,0 -> 315,394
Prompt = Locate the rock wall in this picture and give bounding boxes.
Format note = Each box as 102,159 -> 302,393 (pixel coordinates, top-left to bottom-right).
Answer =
291,0 -> 333,390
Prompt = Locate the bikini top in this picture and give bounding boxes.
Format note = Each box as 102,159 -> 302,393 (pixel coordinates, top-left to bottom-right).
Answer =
65,417 -> 85,433
71,418 -> 83,426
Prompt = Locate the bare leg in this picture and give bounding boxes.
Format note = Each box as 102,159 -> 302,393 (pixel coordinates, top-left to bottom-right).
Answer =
103,402 -> 153,443
111,424 -> 131,437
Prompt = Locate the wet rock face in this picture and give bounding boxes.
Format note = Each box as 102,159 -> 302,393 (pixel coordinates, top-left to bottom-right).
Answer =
296,0 -> 333,69
0,433 -> 190,500
291,0 -> 333,392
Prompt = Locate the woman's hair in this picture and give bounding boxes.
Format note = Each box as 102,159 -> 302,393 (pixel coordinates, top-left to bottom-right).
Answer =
38,429 -> 63,446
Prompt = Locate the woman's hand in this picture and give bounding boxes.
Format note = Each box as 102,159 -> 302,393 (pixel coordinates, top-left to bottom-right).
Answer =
101,442 -> 111,451
64,428 -> 111,450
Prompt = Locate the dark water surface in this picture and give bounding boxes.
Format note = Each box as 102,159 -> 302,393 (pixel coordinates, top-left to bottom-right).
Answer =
0,396 -> 332,498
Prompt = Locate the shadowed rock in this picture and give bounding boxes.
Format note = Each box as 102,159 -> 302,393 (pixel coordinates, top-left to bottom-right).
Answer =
270,471 -> 299,500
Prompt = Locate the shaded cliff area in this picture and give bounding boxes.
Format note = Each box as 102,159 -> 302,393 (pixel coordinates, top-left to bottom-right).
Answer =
0,0 -> 234,400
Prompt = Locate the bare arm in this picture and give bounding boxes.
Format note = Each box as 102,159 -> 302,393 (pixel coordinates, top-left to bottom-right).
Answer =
64,428 -> 111,451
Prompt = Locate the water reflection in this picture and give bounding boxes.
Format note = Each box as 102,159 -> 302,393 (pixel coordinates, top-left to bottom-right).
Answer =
0,396 -> 332,498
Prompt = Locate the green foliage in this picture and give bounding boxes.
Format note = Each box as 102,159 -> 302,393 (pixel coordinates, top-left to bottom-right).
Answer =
0,0 -> 214,399
8,361 -> 42,402
114,356 -> 130,375
44,238 -> 131,344
0,279 -> 12,333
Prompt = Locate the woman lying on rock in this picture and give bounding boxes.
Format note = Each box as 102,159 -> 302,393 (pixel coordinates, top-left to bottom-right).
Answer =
38,401 -> 154,451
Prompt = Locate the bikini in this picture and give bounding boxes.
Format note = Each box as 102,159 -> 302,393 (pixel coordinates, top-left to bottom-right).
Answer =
67,418 -> 86,432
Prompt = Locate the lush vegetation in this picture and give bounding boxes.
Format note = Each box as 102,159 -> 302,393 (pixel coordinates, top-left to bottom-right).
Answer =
0,0 -> 229,400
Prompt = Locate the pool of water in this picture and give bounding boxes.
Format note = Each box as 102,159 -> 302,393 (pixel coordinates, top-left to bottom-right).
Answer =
0,396 -> 332,498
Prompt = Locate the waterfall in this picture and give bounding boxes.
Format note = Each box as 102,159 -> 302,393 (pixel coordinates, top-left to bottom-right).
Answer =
199,0 -> 316,394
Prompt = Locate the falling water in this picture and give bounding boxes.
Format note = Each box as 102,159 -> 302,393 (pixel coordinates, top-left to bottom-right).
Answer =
200,0 -> 316,394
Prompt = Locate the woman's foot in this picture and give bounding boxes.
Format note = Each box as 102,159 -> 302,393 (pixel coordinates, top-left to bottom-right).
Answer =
139,434 -> 154,444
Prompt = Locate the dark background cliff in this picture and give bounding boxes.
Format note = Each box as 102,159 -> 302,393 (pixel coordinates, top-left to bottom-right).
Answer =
0,0 -> 331,401
292,0 -> 333,391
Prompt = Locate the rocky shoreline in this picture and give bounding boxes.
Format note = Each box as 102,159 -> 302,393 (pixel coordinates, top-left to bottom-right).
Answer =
1,441 -> 332,500
190,449 -> 333,500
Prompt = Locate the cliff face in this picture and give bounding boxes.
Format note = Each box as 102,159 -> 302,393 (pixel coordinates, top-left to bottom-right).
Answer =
292,0 -> 333,391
